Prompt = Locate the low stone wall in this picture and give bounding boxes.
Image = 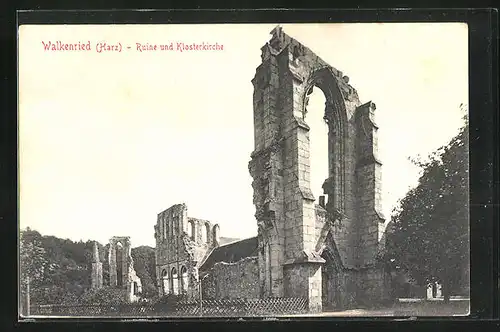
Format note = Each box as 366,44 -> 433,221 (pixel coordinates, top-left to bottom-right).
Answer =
356,266 -> 391,307
201,257 -> 259,299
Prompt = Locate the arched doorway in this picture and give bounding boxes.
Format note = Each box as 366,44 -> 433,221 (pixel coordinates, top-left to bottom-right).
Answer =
321,249 -> 342,311
180,266 -> 188,294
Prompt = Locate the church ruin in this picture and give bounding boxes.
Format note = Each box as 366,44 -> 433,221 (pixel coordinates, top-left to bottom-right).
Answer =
154,203 -> 219,298
154,26 -> 390,312
108,236 -> 143,302
91,237 -> 143,302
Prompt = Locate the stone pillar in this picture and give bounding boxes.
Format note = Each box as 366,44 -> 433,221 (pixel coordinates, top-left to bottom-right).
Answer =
250,26 -> 390,310
249,33 -> 286,299
283,260 -> 324,313
91,241 -> 103,289
249,26 -> 328,309
355,101 -> 384,265
180,203 -> 189,236
108,238 -> 117,287
354,101 -> 387,304
121,238 -> 131,288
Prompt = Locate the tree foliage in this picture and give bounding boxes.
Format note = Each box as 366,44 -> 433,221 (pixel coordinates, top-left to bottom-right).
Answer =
131,246 -> 157,298
76,287 -> 129,305
385,106 -> 469,300
19,228 -> 158,305
20,228 -> 49,286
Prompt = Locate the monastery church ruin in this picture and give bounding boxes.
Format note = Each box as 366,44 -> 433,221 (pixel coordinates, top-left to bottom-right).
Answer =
91,27 -> 390,312
152,27 -> 390,312
91,236 -> 143,303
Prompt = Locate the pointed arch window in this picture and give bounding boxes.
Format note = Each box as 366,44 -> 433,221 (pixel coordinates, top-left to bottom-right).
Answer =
180,266 -> 188,294
188,221 -> 195,240
171,267 -> 178,295
205,223 -> 210,243
212,224 -> 220,246
163,216 -> 167,239
161,269 -> 169,295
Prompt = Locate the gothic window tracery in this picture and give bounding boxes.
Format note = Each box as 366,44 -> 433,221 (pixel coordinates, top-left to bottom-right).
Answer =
169,218 -> 173,238
188,221 -> 195,240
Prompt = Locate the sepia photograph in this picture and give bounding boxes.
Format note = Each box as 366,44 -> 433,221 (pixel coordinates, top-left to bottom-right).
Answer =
18,22 -> 469,318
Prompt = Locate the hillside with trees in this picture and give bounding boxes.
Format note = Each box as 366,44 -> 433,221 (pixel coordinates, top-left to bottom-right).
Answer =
19,228 -> 157,305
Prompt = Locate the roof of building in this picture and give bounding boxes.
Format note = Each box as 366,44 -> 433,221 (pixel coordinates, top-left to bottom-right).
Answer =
219,237 -> 241,245
199,236 -> 259,272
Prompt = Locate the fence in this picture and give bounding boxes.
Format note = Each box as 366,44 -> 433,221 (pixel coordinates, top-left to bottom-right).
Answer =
29,297 -> 308,317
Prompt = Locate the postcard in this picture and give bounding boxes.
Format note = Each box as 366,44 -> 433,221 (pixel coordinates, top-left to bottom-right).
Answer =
18,22 -> 470,318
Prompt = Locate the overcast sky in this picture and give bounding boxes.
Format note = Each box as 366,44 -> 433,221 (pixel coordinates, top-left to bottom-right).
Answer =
19,23 -> 468,247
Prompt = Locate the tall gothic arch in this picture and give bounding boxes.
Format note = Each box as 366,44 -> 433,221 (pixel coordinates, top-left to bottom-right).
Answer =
249,26 -> 388,312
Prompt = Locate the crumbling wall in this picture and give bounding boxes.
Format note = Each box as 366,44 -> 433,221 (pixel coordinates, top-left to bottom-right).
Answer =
201,272 -> 216,299
127,261 -> 143,303
105,237 -> 144,303
202,257 -> 260,299
155,204 -> 220,299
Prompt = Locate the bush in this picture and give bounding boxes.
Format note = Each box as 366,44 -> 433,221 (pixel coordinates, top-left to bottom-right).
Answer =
152,293 -> 189,305
75,287 -> 129,305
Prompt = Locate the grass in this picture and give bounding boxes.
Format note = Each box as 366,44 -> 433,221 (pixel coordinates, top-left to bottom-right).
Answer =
392,298 -> 469,316
280,298 -> 470,317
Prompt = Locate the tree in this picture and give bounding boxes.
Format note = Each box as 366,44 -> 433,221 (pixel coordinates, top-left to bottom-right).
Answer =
19,229 -> 99,305
19,228 -> 49,314
131,246 -> 157,298
385,105 -> 469,303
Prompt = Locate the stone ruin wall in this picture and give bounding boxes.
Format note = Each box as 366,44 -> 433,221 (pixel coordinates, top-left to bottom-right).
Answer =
249,26 -> 390,311
201,257 -> 260,300
108,236 -> 143,303
155,203 -> 221,300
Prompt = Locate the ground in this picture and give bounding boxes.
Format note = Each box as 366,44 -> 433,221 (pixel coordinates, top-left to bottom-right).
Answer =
281,298 -> 470,317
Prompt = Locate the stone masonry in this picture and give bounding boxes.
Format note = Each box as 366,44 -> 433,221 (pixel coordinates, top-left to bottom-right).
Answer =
201,257 -> 260,300
248,26 -> 389,312
108,236 -> 143,302
155,203 -> 221,300
91,241 -> 103,289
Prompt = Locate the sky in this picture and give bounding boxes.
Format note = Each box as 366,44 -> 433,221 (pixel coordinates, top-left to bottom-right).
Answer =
18,23 -> 468,247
